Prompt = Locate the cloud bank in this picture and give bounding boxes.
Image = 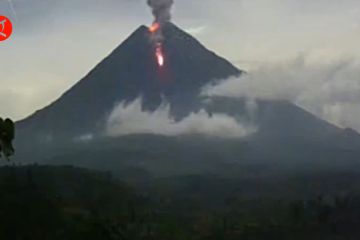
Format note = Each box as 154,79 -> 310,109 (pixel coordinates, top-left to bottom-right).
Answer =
203,56 -> 360,131
106,99 -> 256,138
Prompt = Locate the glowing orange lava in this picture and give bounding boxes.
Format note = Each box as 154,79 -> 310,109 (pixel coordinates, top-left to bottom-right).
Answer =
149,22 -> 164,67
156,45 -> 164,67
149,22 -> 161,33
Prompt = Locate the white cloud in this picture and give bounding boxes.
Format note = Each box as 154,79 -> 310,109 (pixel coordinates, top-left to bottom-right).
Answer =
73,134 -> 94,142
203,56 -> 360,131
105,98 -> 256,138
185,26 -> 207,35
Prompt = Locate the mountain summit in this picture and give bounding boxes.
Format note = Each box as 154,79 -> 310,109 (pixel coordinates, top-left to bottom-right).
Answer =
17,23 -> 241,140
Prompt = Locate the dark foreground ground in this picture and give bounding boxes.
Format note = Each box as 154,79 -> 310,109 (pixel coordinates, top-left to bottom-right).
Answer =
1,165 -> 360,239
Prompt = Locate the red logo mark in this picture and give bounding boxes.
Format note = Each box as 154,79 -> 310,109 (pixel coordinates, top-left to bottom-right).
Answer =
0,16 -> 13,42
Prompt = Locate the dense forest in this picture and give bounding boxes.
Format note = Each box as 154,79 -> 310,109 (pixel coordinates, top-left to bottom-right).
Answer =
1,165 -> 360,239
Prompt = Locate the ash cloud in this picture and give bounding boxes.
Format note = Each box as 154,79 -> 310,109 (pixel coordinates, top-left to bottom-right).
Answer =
147,0 -> 174,23
203,56 -> 360,132
105,98 -> 256,138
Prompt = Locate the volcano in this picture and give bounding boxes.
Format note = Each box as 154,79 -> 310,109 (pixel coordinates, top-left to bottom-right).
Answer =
17,23 -> 241,140
15,23 -> 360,174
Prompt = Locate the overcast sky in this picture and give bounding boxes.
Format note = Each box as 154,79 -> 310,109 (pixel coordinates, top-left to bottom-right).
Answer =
1,0 -> 360,130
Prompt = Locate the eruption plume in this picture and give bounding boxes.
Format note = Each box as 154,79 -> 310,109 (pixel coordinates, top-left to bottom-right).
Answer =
147,0 -> 174,24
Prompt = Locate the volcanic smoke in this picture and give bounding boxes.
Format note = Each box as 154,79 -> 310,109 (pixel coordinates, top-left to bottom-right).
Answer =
147,0 -> 174,24
147,0 -> 174,67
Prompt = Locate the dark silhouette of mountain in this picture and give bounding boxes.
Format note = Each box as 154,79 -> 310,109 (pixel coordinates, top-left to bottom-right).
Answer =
15,23 -> 360,172
17,23 -> 241,140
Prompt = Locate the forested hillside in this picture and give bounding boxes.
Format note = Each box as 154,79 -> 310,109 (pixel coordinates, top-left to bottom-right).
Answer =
1,165 -> 360,239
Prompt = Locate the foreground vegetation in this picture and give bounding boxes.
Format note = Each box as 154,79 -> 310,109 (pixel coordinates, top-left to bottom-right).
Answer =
1,165 -> 360,239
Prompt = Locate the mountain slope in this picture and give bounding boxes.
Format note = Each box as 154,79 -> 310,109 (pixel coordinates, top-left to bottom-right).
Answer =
17,23 -> 241,140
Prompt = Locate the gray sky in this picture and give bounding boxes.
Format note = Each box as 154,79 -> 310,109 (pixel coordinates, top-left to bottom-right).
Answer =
1,0 -> 360,130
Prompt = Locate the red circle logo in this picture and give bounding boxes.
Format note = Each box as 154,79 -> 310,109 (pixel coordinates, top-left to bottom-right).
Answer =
0,16 -> 13,42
